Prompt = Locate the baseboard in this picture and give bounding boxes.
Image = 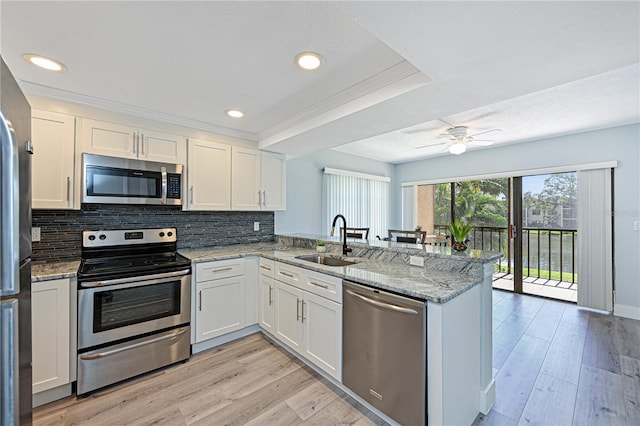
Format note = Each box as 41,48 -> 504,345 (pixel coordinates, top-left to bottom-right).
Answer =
191,324 -> 260,354
614,303 -> 640,320
479,379 -> 496,414
33,383 -> 73,408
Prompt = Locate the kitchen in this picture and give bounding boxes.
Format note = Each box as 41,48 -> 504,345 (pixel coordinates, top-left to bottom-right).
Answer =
1,1 -> 639,426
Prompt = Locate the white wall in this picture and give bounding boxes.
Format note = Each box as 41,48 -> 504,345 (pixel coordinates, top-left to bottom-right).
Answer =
275,150 -> 395,235
395,124 -> 640,318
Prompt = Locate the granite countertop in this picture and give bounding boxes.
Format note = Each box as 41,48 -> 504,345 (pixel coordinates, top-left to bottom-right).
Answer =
32,260 -> 80,282
180,243 -> 483,304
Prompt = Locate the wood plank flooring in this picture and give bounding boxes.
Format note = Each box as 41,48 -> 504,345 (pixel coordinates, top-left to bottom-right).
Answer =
34,290 -> 640,425
33,334 -> 386,426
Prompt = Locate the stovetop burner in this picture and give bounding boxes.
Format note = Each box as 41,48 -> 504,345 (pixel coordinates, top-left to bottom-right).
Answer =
77,228 -> 191,282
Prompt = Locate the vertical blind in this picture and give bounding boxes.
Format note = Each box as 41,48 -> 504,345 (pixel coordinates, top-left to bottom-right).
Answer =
323,168 -> 390,238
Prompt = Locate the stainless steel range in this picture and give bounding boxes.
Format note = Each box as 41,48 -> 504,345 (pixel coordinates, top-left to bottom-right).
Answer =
76,228 -> 191,395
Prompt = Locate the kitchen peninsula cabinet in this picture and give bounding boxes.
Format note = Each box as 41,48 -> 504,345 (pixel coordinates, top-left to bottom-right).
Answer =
258,258 -> 275,333
32,278 -> 71,394
185,138 -> 231,210
231,147 -> 286,211
31,110 -> 76,209
80,118 -> 185,164
273,262 -> 342,380
193,259 -> 245,343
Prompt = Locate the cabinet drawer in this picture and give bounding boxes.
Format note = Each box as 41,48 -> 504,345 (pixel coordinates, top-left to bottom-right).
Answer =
275,262 -> 303,288
259,258 -> 275,278
303,270 -> 342,304
196,258 -> 244,282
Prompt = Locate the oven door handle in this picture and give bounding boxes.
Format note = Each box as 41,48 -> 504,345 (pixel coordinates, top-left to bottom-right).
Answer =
79,326 -> 189,360
80,269 -> 191,288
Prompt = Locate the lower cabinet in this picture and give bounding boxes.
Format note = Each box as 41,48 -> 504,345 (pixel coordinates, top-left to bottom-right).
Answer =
32,278 -> 71,394
194,259 -> 245,343
259,273 -> 275,333
273,266 -> 342,381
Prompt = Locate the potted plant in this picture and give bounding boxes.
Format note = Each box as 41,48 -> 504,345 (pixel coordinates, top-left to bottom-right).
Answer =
446,220 -> 473,252
316,240 -> 327,253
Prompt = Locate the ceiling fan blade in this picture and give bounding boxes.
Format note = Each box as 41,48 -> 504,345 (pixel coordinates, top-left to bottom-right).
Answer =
439,118 -> 455,128
468,140 -> 494,146
469,128 -> 503,138
415,141 -> 449,149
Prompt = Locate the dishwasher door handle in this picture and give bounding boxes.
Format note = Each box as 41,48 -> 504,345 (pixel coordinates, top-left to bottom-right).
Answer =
345,289 -> 418,315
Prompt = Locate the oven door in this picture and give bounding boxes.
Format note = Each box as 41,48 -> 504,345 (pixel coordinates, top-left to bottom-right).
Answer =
78,269 -> 191,350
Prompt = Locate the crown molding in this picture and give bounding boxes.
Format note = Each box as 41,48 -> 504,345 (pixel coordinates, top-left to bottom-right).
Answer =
18,80 -> 258,141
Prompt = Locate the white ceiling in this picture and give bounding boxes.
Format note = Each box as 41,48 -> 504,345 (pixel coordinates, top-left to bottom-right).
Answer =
1,1 -> 639,164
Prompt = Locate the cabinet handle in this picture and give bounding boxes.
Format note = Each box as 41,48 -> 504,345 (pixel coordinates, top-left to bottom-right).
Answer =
258,190 -> 262,206
301,300 -> 306,323
190,186 -> 194,205
280,271 -> 294,278
66,176 -> 71,205
260,265 -> 272,271
309,281 -> 329,290
268,285 -> 273,305
132,133 -> 137,154
262,190 -> 266,207
296,298 -> 301,320
198,290 -> 202,311
209,267 -> 233,273
141,133 -> 145,155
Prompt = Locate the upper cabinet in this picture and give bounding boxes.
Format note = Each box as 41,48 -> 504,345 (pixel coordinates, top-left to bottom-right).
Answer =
80,118 -> 186,164
185,138 -> 231,210
231,147 -> 286,211
32,110 -> 76,209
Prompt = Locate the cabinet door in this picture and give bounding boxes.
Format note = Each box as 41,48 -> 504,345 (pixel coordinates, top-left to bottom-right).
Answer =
231,146 -> 261,210
274,281 -> 303,353
261,151 -> 286,210
187,138 -> 231,210
81,118 -> 138,159
195,276 -> 245,342
139,128 -> 186,164
303,292 -> 342,381
31,110 -> 76,209
32,279 -> 70,394
259,274 -> 275,333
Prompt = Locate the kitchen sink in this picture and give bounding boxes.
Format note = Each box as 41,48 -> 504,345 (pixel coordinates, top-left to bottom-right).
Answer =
295,254 -> 356,267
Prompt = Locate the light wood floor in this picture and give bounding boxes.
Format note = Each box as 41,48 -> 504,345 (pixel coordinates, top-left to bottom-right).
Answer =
34,290 -> 640,426
33,334 -> 386,426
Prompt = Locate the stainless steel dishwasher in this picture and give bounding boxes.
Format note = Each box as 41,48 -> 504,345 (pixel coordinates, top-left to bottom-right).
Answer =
343,280 -> 427,426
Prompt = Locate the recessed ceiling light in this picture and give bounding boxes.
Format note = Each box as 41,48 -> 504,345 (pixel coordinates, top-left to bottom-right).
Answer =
295,52 -> 324,71
225,109 -> 244,118
23,54 -> 67,72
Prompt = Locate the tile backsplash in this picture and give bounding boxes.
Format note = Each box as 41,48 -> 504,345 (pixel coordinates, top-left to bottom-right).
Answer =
32,204 -> 274,262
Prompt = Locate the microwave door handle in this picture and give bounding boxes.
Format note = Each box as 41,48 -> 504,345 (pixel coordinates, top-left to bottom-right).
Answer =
161,166 -> 167,204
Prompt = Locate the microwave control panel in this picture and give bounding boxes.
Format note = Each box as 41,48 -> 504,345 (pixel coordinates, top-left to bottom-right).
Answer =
167,174 -> 181,199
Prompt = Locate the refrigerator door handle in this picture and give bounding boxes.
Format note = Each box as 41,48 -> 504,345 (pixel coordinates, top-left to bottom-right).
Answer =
0,112 -> 20,296
1,299 -> 20,426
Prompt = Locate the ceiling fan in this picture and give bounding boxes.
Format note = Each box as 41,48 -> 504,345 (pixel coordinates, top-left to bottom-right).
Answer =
408,118 -> 502,155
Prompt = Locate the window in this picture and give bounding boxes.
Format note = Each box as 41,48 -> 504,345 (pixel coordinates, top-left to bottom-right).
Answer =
323,168 -> 390,239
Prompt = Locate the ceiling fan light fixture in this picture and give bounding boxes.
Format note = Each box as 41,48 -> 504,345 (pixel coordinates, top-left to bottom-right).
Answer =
449,143 -> 467,155
295,52 -> 324,70
23,54 -> 67,72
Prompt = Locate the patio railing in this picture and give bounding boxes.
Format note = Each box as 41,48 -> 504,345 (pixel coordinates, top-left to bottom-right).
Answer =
433,224 -> 578,284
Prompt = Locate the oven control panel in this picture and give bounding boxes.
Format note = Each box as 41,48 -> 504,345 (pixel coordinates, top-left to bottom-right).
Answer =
83,228 -> 177,248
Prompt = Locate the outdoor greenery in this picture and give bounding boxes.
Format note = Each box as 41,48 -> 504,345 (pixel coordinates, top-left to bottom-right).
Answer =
434,179 -> 508,228
523,173 -> 577,229
496,264 -> 577,283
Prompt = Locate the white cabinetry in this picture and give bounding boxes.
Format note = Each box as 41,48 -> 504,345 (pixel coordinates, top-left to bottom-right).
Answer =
231,147 -> 286,211
194,259 -> 245,343
32,278 -> 70,394
258,258 -> 275,333
185,138 -> 231,210
31,110 -> 76,209
81,118 -> 185,164
273,262 -> 342,380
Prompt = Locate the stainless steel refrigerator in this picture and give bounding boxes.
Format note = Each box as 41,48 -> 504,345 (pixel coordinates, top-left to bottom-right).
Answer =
1,56 -> 33,425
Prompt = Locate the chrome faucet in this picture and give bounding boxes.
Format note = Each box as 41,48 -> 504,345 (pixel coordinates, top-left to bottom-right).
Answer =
330,214 -> 353,256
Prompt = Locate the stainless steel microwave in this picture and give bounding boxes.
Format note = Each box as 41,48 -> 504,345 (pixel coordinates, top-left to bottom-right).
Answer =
82,154 -> 183,205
